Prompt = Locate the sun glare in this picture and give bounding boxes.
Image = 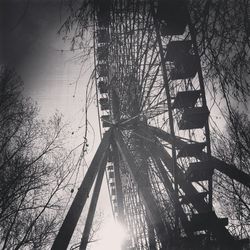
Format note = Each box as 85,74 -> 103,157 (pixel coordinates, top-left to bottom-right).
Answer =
93,218 -> 127,250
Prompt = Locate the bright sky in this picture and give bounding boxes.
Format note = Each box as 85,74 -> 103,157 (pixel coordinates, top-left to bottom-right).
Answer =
7,1 -> 249,249
22,46 -> 122,249
4,1 -> 123,249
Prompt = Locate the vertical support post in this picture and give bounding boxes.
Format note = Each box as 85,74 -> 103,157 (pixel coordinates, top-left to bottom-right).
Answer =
150,4 -> 179,234
80,153 -> 107,250
51,130 -> 111,250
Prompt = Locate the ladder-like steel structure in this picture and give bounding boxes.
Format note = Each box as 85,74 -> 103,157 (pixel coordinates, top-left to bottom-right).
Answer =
52,1 -> 250,249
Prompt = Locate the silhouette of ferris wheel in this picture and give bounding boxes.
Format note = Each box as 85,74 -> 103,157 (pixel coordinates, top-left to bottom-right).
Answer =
52,1 -> 250,249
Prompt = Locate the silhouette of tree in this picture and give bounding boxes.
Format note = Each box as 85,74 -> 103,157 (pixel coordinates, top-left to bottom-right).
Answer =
212,109 -> 250,239
0,65 -> 77,249
190,0 -> 250,103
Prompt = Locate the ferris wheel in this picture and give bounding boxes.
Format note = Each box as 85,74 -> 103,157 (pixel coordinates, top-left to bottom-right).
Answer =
52,1 -> 250,249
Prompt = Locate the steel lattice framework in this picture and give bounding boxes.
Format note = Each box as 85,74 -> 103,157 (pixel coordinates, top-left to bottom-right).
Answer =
51,1 -> 250,249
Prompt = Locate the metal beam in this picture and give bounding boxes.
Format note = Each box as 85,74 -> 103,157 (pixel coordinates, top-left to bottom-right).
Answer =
136,125 -> 192,236
151,154 -> 192,237
145,129 -> 234,242
149,125 -> 250,189
111,140 -> 125,222
79,153 -> 107,250
146,215 -> 157,250
113,128 -> 171,249
186,1 -> 213,211
51,129 -> 112,250
151,3 -> 179,232
110,139 -> 129,250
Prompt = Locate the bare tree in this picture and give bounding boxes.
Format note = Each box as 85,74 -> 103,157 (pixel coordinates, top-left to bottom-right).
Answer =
0,65 -> 78,249
189,0 -> 250,103
212,109 -> 250,239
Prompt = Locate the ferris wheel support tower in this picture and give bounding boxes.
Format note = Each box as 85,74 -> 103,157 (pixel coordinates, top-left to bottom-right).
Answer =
52,1 -> 250,249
